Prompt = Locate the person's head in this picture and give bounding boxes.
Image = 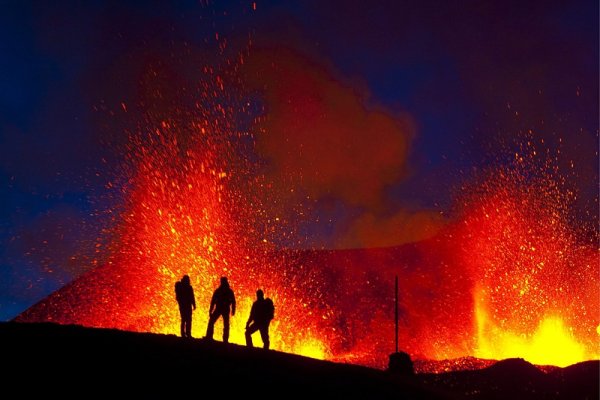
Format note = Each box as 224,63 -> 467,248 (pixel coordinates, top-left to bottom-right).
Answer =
256,289 -> 264,300
182,275 -> 190,285
220,276 -> 228,287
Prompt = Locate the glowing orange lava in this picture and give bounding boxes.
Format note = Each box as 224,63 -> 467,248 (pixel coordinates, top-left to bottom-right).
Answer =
102,120 -> 336,358
453,152 -> 599,368
475,286 -> 592,367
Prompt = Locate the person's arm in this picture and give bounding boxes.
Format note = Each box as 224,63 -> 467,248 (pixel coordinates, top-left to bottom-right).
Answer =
246,303 -> 255,329
191,288 -> 196,310
209,291 -> 216,314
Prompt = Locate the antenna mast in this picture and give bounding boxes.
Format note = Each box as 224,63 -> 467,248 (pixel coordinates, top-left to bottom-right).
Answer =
395,275 -> 399,353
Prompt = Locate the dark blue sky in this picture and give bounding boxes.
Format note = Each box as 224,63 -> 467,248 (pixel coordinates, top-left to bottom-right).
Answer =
1,0 -> 597,320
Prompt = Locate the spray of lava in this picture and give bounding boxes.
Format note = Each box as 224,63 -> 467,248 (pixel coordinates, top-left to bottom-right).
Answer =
452,148 -> 599,367
79,60 -> 338,358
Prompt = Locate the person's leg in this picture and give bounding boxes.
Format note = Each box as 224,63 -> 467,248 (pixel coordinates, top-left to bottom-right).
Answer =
179,308 -> 185,337
181,308 -> 192,337
185,314 -> 192,338
222,313 -> 230,343
245,323 -> 259,347
259,323 -> 270,349
206,312 -> 219,339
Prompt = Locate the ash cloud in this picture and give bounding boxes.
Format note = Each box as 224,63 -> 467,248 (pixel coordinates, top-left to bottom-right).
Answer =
244,47 -> 414,209
243,47 -> 443,247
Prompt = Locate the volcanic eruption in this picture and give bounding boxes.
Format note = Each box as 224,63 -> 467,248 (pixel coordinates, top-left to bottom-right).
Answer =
15,44 -> 599,373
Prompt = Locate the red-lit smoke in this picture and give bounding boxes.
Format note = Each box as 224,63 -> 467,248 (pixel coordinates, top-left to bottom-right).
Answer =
242,48 -> 445,247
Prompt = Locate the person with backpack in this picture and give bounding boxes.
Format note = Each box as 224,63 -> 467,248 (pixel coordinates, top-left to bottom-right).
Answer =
205,276 -> 236,343
245,289 -> 274,349
175,275 -> 196,338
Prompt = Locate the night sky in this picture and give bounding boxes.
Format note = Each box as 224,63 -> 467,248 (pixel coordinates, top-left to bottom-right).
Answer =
1,0 -> 597,321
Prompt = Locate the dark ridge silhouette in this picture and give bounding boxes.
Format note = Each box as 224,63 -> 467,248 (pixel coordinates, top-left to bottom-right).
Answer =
548,360 -> 600,400
418,357 -> 599,400
1,322 -> 597,399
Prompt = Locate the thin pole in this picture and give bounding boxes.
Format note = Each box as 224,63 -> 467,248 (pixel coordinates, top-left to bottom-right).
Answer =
395,275 -> 399,353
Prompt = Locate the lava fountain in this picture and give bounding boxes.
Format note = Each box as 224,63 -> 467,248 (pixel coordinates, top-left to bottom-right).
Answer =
15,53 -> 336,360
453,151 -> 599,367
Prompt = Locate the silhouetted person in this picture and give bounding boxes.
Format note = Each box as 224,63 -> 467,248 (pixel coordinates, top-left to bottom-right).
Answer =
205,276 -> 236,343
175,275 -> 196,338
245,289 -> 274,349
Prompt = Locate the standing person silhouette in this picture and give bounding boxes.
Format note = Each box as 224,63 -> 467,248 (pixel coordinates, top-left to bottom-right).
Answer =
205,276 -> 236,343
175,275 -> 196,338
245,289 -> 274,349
